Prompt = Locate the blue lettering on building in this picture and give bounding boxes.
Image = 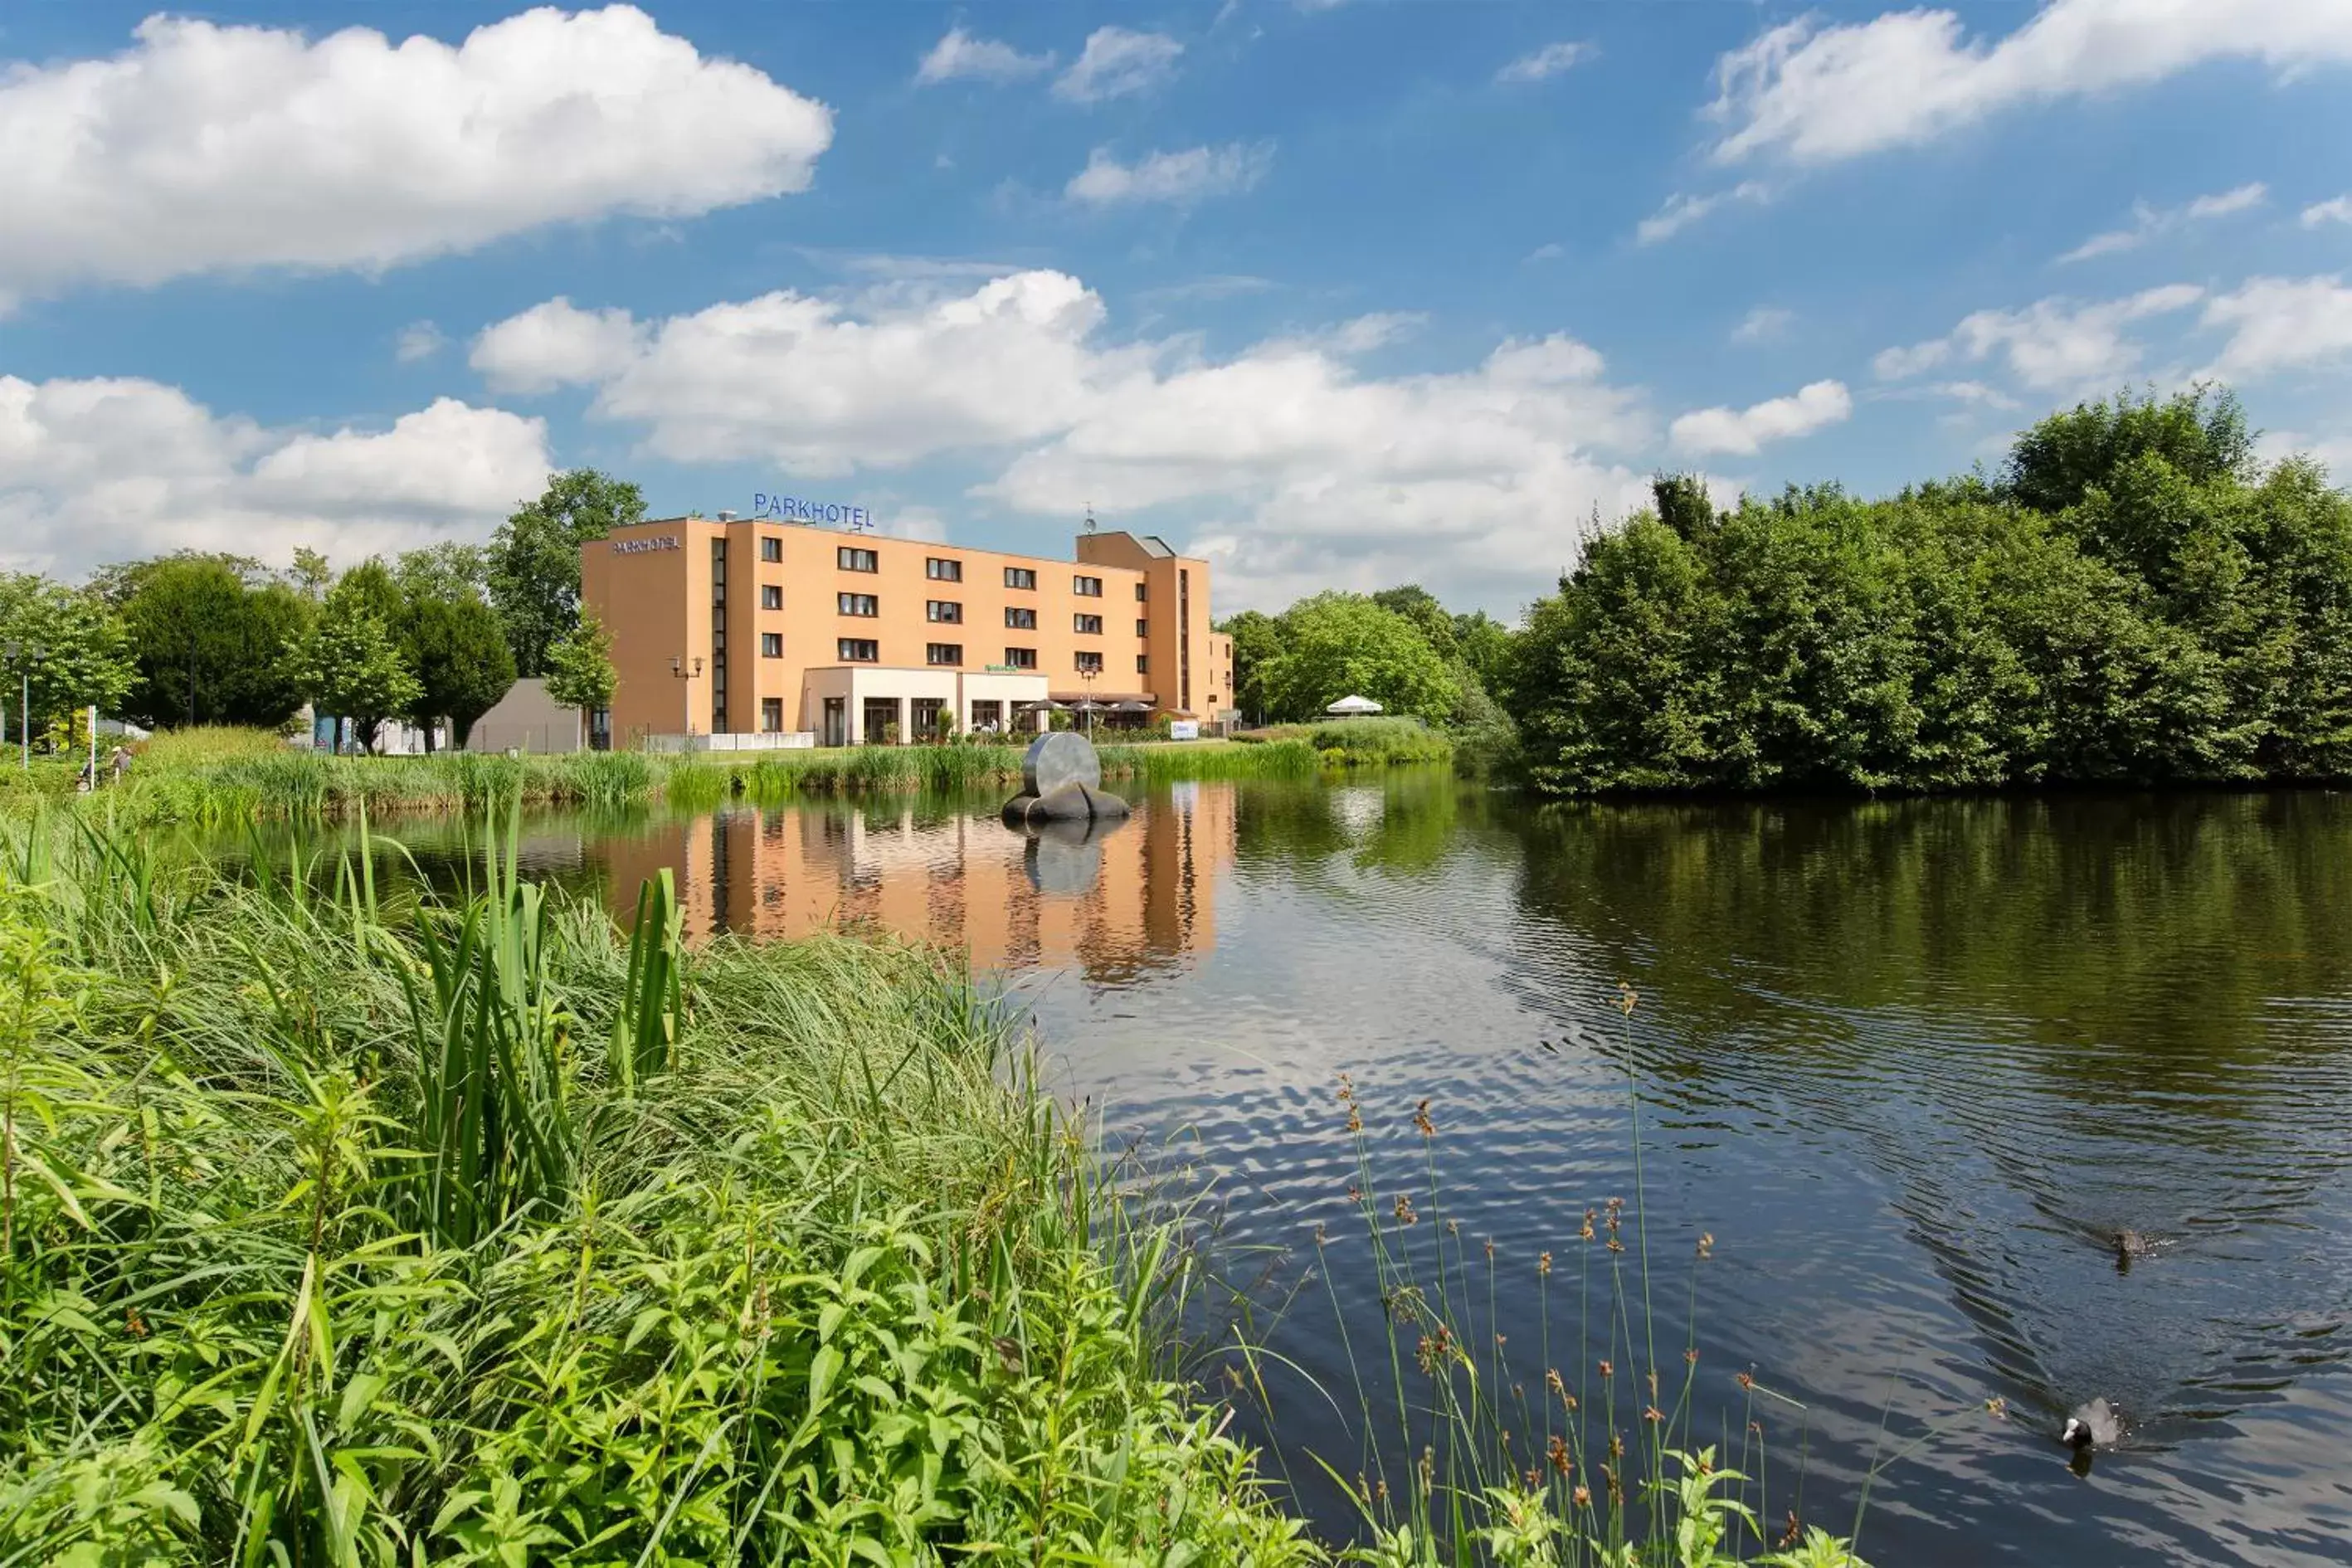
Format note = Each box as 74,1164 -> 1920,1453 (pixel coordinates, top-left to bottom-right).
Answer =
752,493 -> 871,530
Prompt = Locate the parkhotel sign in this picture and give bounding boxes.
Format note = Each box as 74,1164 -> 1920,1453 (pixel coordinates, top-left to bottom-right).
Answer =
610,534 -> 681,555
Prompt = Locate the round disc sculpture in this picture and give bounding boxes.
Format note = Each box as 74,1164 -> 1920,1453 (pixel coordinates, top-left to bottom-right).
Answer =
1002,732 -> 1131,825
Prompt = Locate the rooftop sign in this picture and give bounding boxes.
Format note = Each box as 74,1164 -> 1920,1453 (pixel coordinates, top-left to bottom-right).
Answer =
753,494 -> 871,531
611,534 -> 681,554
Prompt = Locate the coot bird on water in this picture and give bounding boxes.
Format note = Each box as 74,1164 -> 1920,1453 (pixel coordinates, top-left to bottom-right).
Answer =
2062,1397 -> 2121,1453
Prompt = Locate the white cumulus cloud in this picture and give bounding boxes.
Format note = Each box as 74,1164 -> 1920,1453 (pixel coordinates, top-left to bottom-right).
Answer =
1497,41 -> 1595,85
1731,307 -> 1795,345
394,322 -> 447,364
474,271 -> 1141,472
1065,144 -> 1273,206
471,299 -> 648,395
1873,285 -> 2205,392
2199,275 -> 2352,381
0,6 -> 833,308
1669,380 -> 1852,456
915,27 -> 1053,85
1637,183 -> 1768,246
1707,0 -> 2352,167
2057,183 -> 2267,262
473,270 -> 1658,612
2302,195 -> 2352,228
1054,27 -> 1184,104
0,377 -> 550,577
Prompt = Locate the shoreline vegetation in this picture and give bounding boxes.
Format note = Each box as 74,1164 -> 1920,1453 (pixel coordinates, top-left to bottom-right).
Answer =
0,808 -> 1315,1562
0,720 -> 1458,827
0,807 -> 1877,1566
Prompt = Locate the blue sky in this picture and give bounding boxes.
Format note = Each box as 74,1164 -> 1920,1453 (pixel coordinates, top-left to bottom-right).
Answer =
3,1 -> 2350,615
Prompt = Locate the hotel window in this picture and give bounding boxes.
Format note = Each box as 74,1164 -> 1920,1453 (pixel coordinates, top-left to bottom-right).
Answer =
1075,650 -> 1104,674
761,538 -> 782,563
761,584 -> 783,611
838,638 -> 878,663
1074,575 -> 1103,597
838,592 -> 878,616
760,632 -> 782,658
1005,566 -> 1036,589
838,546 -> 878,572
1003,646 -> 1037,670
1137,655 -> 1149,674
926,557 -> 962,582
927,642 -> 962,666
927,600 -> 962,623
1006,606 -> 1036,630
1073,613 -> 1103,635
1136,582 -> 1148,602
1135,619 -> 1148,637
760,698 -> 784,733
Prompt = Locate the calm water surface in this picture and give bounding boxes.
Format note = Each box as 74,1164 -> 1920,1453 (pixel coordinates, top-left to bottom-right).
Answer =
338,776 -> 2352,1566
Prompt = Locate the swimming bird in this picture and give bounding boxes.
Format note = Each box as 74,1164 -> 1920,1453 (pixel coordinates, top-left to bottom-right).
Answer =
2061,1398 -> 2121,1453
2113,1229 -> 2153,1273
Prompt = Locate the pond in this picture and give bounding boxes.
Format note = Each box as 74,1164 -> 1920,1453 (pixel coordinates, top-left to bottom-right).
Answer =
277,773 -> 2352,1566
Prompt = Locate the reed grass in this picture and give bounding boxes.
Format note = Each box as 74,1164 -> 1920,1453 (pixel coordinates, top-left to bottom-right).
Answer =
0,806 -> 1314,1565
1258,990 -> 1897,1566
0,727 -> 1356,825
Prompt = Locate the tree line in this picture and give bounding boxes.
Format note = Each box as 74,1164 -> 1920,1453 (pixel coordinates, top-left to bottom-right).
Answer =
1220,587 -> 1516,733
1510,387 -> 2352,793
0,470 -> 634,752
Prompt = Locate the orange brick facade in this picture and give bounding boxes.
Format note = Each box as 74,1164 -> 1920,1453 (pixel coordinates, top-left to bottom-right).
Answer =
582,517 -> 1234,744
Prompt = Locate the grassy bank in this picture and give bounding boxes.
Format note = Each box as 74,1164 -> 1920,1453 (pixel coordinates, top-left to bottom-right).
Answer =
0,811 -> 1314,1564
2,728 -> 1347,825
1239,717 -> 1458,769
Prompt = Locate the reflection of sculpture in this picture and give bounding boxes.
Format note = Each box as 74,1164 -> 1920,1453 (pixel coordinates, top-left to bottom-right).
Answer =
1020,816 -> 1118,894
1002,733 -> 1132,825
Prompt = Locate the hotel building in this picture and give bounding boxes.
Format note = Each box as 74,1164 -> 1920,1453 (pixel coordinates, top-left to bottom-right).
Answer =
582,515 -> 1234,745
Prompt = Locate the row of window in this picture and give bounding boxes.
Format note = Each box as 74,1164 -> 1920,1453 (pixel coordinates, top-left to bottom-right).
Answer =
826,641 -> 1138,674
825,592 -> 1137,635
754,538 -> 1147,597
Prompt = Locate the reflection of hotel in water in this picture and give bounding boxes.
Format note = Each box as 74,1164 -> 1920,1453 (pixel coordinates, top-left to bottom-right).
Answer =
601,790 -> 1236,982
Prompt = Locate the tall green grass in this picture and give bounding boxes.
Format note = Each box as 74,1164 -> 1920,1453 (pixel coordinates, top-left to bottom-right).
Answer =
0,808 -> 1313,1565
2,728 -> 1360,825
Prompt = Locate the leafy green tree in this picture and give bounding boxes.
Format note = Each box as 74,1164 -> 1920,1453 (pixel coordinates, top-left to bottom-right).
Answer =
392,543 -> 489,605
1259,593 -> 1459,723
489,470 -> 646,675
289,571 -> 421,753
1451,611 -> 1517,701
1371,585 -> 1460,662
402,595 -> 515,752
2006,383 -> 2253,518
111,556 -> 313,730
0,576 -> 138,743
543,610 -> 620,748
287,548 -> 333,602
1512,384 -> 2352,796
1651,472 -> 1719,541
1217,609 -> 1283,723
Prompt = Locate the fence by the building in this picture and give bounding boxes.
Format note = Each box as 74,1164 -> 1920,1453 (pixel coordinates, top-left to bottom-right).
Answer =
643,732 -> 818,754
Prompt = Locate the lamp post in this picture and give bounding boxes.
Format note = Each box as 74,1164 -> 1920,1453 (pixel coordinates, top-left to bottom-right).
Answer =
2,640 -> 40,772
1079,665 -> 1098,737
670,655 -> 704,751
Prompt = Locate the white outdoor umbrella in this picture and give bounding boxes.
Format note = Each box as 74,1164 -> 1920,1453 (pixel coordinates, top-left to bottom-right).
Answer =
1325,694 -> 1385,715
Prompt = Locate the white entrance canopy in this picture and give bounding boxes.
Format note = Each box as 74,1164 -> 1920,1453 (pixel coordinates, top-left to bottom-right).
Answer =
1325,694 -> 1385,715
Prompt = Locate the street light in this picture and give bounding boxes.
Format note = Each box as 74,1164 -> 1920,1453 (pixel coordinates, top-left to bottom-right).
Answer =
1079,664 -> 1098,737
2,640 -> 41,772
670,655 -> 704,750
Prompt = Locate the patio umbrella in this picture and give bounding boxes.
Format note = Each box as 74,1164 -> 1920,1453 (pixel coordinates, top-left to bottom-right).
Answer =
1071,699 -> 1107,713
1326,694 -> 1384,715
1017,699 -> 1065,713
1110,700 -> 1152,713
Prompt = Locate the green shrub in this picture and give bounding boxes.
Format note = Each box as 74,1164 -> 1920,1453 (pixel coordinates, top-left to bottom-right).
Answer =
0,813 -> 1315,1565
